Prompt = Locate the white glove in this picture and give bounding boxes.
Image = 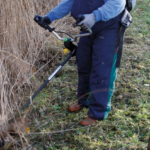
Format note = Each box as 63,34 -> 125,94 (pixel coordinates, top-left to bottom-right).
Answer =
78,13 -> 96,30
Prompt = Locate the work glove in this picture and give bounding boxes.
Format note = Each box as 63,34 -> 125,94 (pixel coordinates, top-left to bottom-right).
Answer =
34,15 -> 51,29
77,13 -> 96,30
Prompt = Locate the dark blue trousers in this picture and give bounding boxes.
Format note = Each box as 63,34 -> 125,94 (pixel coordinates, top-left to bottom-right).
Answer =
71,0 -> 121,120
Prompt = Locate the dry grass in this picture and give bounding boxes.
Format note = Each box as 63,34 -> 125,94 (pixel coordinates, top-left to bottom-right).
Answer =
0,0 -> 77,147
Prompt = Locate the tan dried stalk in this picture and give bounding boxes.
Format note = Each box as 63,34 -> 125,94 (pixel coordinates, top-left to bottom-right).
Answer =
0,0 -> 78,147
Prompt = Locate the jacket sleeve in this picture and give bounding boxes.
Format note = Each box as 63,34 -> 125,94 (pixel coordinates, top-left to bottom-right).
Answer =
93,0 -> 126,22
46,0 -> 75,22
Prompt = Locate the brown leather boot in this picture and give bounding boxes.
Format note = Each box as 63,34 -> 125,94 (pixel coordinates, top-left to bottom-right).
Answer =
68,103 -> 82,112
79,117 -> 97,126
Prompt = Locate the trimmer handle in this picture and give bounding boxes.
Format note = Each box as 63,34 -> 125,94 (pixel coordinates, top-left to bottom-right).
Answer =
74,14 -> 92,36
34,15 -> 55,32
76,14 -> 85,24
34,15 -> 41,23
34,14 -> 92,42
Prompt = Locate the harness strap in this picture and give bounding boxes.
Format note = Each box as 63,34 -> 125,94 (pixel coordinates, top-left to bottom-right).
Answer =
115,26 -> 126,68
115,8 -> 132,68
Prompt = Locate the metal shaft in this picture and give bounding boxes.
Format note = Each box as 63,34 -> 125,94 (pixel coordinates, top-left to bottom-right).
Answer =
21,53 -> 72,111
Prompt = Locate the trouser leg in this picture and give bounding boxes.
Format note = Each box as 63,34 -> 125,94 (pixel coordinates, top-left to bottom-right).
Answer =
88,30 -> 118,120
76,35 -> 92,107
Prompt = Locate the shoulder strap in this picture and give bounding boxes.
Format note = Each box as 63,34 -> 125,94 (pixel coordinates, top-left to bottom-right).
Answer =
126,0 -> 136,12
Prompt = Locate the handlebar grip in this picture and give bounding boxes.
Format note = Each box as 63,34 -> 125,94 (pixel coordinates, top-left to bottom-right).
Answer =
76,14 -> 85,24
76,15 -> 92,35
34,15 -> 42,23
34,15 -> 55,32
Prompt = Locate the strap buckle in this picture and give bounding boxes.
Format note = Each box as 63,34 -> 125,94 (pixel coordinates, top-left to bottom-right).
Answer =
121,9 -> 133,28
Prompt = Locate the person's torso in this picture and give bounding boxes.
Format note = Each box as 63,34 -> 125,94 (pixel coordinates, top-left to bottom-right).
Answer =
71,0 -> 105,19
71,0 -> 123,36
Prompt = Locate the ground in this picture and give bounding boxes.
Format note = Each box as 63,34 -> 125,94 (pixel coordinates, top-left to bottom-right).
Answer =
18,0 -> 150,149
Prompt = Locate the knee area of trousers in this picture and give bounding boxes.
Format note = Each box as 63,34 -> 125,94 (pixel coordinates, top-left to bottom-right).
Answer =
77,60 -> 92,72
90,78 -> 109,87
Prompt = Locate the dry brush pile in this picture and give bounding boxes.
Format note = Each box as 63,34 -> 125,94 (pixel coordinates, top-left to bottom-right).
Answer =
0,0 -> 77,147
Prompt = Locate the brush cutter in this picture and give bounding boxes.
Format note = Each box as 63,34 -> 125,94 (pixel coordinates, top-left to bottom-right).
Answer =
21,15 -> 92,111
7,15 -> 92,126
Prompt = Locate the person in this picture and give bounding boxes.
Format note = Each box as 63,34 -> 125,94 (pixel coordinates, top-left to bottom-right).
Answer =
38,0 -> 126,126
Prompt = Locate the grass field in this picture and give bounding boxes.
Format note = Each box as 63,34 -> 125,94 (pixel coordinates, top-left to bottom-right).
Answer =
10,0 -> 150,149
